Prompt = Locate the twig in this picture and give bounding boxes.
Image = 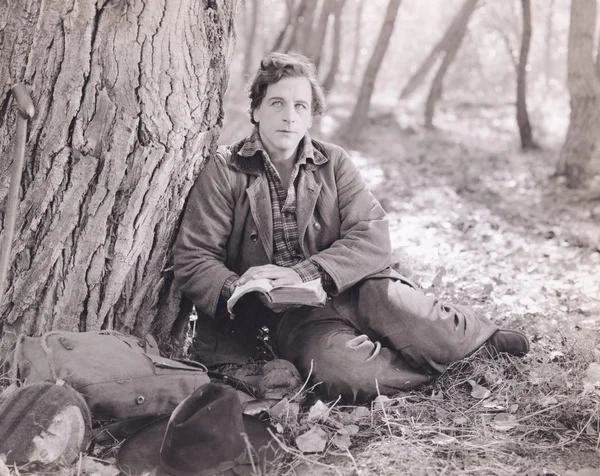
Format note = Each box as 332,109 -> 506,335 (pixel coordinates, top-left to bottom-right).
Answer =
267,428 -> 343,475
289,359 -> 314,403
374,379 -> 393,437
240,431 -> 258,475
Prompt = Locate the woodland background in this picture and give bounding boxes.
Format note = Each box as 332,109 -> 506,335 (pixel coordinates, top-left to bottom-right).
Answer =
0,0 -> 599,474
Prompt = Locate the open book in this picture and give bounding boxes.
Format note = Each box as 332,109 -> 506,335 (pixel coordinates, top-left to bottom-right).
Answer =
227,278 -> 327,314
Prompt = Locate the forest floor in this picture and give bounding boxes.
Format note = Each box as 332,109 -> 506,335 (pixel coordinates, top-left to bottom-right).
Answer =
217,93 -> 600,476
5,95 -> 599,476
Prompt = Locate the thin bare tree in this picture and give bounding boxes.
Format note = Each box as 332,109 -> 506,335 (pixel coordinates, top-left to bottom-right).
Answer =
322,0 -> 348,93
424,0 -> 478,128
0,0 -> 237,354
243,0 -> 261,77
351,0 -> 365,86
344,0 -> 403,140
544,0 -> 556,88
307,0 -> 335,68
399,0 -> 478,100
556,0 -> 600,187
516,0 -> 536,149
272,0 -> 304,51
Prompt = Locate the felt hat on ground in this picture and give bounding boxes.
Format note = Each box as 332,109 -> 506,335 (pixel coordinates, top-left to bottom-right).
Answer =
117,382 -> 278,476
0,382 -> 92,465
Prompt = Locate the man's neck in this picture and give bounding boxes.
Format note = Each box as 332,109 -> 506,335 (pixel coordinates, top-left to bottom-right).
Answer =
265,147 -> 297,164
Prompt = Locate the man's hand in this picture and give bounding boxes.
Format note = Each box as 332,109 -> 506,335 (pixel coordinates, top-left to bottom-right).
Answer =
236,265 -> 304,313
237,264 -> 303,287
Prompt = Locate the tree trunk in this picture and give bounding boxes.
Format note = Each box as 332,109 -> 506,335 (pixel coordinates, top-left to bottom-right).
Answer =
322,0 -> 348,93
351,0 -> 365,86
556,0 -> 600,187
516,0 -> 536,149
283,0 -> 310,52
424,0 -> 478,128
0,0 -> 237,356
243,0 -> 260,77
307,0 -> 335,68
296,0 -> 320,54
344,0 -> 403,140
545,0 -> 556,88
399,0 -> 477,100
272,0 -> 300,51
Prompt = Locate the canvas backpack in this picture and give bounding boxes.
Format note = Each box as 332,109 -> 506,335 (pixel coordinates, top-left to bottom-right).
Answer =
8,330 -> 211,430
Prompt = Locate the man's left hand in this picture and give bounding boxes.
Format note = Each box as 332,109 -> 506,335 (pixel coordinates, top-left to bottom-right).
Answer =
237,264 -> 303,287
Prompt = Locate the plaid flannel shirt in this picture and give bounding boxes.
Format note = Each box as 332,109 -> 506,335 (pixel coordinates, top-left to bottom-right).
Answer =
221,129 -> 334,299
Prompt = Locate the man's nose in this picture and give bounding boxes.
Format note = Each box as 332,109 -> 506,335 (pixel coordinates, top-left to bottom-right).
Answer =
282,104 -> 296,122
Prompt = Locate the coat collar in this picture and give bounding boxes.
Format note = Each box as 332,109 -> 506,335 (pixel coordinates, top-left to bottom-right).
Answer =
231,127 -> 328,175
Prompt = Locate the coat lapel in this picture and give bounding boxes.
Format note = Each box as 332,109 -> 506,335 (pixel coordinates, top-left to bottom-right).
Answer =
296,170 -> 322,247
246,175 -> 273,258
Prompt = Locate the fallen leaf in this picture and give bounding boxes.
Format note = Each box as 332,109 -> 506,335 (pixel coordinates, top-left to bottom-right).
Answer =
269,398 -> 300,422
491,413 -> 517,431
549,351 -> 565,361
350,406 -> 371,422
565,469 -> 600,476
539,395 -> 558,407
583,363 -> 600,388
80,456 -> 120,476
452,416 -> 468,425
482,400 -> 505,410
339,424 -> 359,436
430,434 -> 457,445
372,395 -> 394,411
307,400 -> 329,422
296,426 -> 328,453
332,433 -> 352,450
469,380 -> 491,400
509,404 -> 519,413
431,390 -> 444,401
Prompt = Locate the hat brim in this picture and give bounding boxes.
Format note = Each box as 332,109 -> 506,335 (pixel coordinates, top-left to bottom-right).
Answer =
117,414 -> 277,476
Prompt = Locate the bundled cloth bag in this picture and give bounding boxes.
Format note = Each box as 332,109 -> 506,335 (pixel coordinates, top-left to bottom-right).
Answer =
0,382 -> 92,465
8,330 -> 210,439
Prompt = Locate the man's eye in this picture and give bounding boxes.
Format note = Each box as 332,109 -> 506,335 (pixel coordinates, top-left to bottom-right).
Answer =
295,104 -> 307,110
271,101 -> 282,106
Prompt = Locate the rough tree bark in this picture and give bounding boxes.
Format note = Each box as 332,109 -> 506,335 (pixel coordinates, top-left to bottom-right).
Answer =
516,0 -> 536,149
399,0 -> 477,100
344,0 -> 403,141
0,0 -> 237,355
556,0 -> 600,187
322,0 -> 348,94
424,0 -> 478,128
243,0 -> 260,77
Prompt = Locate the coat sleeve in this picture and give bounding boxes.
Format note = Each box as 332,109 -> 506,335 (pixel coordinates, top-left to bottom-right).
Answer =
174,152 -> 239,318
309,148 -> 391,295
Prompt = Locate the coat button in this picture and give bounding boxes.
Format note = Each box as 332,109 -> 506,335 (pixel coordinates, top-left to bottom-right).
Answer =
313,222 -> 321,231
250,233 -> 259,242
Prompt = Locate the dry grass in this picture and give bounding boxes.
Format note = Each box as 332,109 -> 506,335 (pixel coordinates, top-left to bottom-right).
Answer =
262,331 -> 599,476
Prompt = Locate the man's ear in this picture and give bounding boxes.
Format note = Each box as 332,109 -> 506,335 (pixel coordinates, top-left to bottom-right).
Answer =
252,107 -> 259,124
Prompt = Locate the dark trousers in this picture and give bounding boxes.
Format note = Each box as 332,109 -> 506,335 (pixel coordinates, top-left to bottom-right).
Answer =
274,278 -> 498,402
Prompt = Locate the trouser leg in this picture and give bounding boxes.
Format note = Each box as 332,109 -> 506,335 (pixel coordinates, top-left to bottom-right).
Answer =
275,300 -> 433,402
354,278 -> 499,372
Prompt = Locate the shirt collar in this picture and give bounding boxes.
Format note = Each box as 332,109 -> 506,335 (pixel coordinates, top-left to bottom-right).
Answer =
237,126 -> 328,166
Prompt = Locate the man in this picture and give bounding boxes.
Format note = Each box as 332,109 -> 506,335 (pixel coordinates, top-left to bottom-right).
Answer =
174,52 -> 529,402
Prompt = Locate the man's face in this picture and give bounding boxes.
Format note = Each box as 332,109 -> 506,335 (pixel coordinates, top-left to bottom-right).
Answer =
252,76 -> 313,161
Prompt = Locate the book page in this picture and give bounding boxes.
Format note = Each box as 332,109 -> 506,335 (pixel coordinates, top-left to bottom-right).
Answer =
227,278 -> 273,314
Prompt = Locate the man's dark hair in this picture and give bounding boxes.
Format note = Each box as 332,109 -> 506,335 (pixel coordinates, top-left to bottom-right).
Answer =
248,52 -> 326,125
